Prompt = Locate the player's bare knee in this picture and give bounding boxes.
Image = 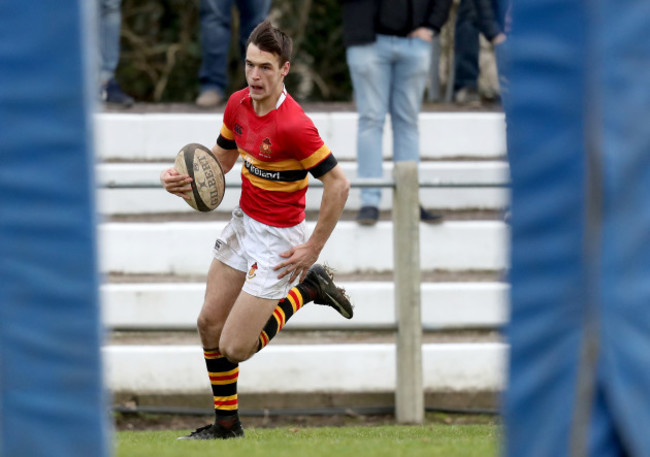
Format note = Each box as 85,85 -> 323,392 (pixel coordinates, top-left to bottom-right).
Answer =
196,313 -> 221,338
218,339 -> 254,363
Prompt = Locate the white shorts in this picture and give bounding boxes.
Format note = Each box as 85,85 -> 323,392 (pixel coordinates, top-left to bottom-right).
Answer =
212,207 -> 307,300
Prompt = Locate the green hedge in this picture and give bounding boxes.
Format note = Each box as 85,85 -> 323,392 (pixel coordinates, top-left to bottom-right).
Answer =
117,0 -> 352,103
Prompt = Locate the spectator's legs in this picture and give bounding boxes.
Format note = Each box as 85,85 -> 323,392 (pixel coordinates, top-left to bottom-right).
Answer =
390,36 -> 431,164
453,0 -> 480,99
494,40 -> 511,222
346,38 -> 391,209
390,36 -> 442,223
199,0 -> 234,97
236,0 -> 271,60
98,0 -> 133,106
493,41 -> 510,110
99,0 -> 122,84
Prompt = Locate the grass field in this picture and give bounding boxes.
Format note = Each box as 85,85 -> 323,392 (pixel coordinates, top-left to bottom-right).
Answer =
116,424 -> 500,457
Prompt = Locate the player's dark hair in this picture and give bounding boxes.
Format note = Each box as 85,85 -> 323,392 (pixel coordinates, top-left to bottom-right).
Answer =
246,20 -> 293,66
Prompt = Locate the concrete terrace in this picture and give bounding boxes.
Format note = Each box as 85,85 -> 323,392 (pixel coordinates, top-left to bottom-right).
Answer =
96,102 -> 510,412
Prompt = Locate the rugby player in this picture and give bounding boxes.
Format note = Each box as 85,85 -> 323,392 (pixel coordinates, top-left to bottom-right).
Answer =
160,20 -> 353,439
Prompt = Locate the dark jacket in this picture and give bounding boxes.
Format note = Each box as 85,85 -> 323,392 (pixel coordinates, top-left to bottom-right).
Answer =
342,0 -> 453,47
470,0 -> 506,41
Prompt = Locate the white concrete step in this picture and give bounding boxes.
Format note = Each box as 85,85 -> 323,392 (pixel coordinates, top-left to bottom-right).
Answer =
103,343 -> 507,395
95,112 -> 506,161
101,281 -> 509,331
97,161 -> 510,215
98,220 -> 509,275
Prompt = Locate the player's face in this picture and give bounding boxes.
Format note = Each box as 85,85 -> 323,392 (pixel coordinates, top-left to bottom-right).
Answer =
245,43 -> 289,103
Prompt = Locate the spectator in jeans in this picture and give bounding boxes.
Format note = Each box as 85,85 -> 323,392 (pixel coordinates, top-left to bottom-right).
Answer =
452,0 -> 508,105
196,0 -> 270,108
342,0 -> 452,226
99,0 -> 134,106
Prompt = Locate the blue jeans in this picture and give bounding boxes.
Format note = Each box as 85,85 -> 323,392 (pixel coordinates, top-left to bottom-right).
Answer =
199,0 -> 270,95
99,0 -> 122,83
347,34 -> 431,207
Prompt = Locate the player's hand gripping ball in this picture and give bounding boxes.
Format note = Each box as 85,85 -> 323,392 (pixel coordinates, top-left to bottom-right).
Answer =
173,143 -> 226,212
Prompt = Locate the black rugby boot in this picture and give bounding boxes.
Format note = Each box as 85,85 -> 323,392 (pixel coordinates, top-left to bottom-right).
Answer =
178,415 -> 244,440
303,264 -> 354,319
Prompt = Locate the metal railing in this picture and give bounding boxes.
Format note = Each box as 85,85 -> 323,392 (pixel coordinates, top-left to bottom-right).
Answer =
103,179 -> 510,189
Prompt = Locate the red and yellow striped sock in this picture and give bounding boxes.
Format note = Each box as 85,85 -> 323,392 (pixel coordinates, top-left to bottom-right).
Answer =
257,285 -> 310,352
203,348 -> 239,418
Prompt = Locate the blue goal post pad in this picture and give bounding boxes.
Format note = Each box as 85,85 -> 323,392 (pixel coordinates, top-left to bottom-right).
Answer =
503,0 -> 650,456
0,1 -> 110,456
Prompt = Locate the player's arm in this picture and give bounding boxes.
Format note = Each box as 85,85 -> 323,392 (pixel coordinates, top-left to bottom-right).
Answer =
275,164 -> 350,282
309,164 -> 350,254
212,140 -> 239,174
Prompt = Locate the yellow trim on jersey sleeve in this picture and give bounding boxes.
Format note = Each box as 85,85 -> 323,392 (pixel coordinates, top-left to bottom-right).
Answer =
299,144 -> 332,170
220,124 -> 235,140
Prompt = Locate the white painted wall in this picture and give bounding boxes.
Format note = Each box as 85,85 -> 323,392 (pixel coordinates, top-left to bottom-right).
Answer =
103,343 -> 508,394
101,281 -> 509,330
96,110 -> 511,398
98,220 -> 509,275
95,112 -> 507,161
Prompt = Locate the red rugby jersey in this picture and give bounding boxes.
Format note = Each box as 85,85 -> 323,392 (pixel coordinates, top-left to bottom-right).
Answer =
219,88 -> 337,227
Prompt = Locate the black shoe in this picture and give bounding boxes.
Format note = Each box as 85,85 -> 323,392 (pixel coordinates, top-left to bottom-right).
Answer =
177,417 -> 244,440
420,206 -> 443,224
101,78 -> 134,107
303,264 -> 353,319
356,206 -> 379,226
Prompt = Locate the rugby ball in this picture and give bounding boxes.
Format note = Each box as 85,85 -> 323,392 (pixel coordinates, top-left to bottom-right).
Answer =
173,143 -> 226,212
